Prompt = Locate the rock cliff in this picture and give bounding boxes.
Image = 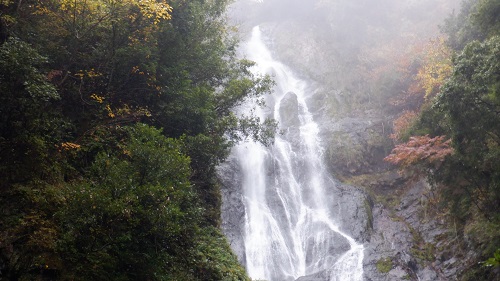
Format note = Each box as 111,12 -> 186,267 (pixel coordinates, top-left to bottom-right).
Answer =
222,1 -> 469,280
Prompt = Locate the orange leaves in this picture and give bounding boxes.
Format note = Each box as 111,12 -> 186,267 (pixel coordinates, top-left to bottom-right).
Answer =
58,142 -> 81,152
385,135 -> 453,168
390,110 -> 418,141
383,38 -> 454,170
47,69 -> 62,81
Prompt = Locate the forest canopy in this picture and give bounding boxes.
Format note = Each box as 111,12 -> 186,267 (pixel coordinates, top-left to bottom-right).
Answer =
0,0 -> 275,279
1,0 -> 500,280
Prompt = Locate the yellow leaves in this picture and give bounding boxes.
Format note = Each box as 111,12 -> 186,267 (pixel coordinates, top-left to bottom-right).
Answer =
87,69 -> 102,78
106,104 -> 115,118
416,37 -> 452,100
131,65 -> 152,76
108,104 -> 152,120
136,0 -> 173,24
118,105 -> 152,118
0,0 -> 14,6
32,4 -> 51,15
59,0 -> 74,12
56,0 -> 106,19
138,107 -> 152,117
90,93 -> 105,103
131,66 -> 161,93
59,142 -> 81,151
33,0 -> 173,45
75,68 -> 102,79
124,0 -> 173,25
0,14 -> 16,27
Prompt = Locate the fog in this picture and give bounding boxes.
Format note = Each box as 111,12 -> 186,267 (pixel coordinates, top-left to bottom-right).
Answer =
229,0 -> 459,38
227,0 -> 459,103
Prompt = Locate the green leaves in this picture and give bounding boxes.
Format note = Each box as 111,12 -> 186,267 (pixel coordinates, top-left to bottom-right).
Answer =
0,38 -> 64,184
0,0 -> 271,278
0,37 -> 59,102
484,249 -> 500,268
437,37 -> 500,152
473,0 -> 500,37
402,33 -> 500,279
56,124 -> 198,280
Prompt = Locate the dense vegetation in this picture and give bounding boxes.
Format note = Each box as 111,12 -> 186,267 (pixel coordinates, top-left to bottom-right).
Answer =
1,0 -> 499,280
0,0 -> 275,280
383,0 -> 500,279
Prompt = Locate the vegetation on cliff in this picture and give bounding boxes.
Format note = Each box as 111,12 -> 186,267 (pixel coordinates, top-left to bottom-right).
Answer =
0,0 -> 275,279
383,0 -> 500,279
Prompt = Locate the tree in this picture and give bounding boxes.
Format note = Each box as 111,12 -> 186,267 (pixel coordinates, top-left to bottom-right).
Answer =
0,124 -> 249,280
433,36 -> 500,214
473,0 -> 500,37
0,0 -> 271,279
441,0 -> 485,51
385,135 -> 453,169
55,124 -> 197,280
0,37 -> 63,184
416,37 -> 452,100
383,1 -> 500,279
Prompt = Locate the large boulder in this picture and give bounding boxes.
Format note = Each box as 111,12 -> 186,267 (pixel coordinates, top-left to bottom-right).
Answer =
279,91 -> 300,128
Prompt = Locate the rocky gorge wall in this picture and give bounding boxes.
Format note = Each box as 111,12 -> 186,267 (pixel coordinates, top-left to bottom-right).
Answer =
221,1 -> 470,280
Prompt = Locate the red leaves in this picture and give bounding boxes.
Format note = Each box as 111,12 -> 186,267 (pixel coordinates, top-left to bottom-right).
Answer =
385,135 -> 453,168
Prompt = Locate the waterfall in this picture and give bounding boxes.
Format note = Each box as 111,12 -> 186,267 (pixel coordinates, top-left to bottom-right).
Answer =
230,26 -> 364,281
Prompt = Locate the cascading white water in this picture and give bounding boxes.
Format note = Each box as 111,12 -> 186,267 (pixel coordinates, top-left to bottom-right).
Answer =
235,26 -> 364,281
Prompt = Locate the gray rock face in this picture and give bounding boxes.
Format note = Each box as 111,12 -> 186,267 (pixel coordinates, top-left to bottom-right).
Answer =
219,148 -> 371,278
279,91 -> 300,128
361,179 -> 470,281
295,270 -> 328,281
278,91 -> 302,148
221,9 -> 470,280
219,154 -> 247,266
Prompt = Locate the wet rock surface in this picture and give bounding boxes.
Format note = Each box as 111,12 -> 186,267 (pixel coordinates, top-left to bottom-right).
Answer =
219,154 -> 247,266
295,270 -> 329,281
220,15 -> 469,281
279,92 -> 300,128
256,21 -> 468,281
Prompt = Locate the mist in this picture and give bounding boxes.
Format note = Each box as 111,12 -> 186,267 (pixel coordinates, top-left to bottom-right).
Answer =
228,0 -> 459,91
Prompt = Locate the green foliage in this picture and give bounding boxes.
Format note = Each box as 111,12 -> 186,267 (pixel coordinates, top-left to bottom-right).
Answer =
0,123 -> 249,280
394,3 -> 500,278
0,37 -> 64,184
363,198 -> 374,230
55,124 -> 199,280
441,0 -> 485,51
0,0 -> 272,279
473,0 -> 500,37
190,227 -> 250,281
485,249 -> 500,267
376,257 -> 393,273
431,36 -> 500,217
